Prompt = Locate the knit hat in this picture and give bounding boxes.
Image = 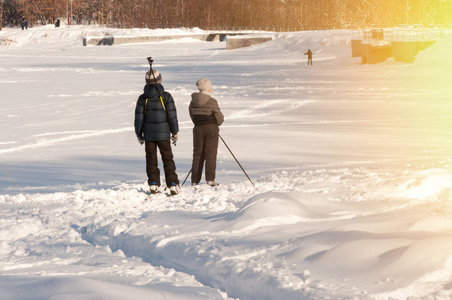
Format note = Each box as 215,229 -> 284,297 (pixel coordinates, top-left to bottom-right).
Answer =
196,78 -> 212,92
145,69 -> 162,84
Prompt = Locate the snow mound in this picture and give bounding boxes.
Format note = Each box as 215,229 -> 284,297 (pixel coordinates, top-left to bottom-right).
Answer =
222,191 -> 350,233
414,30 -> 452,68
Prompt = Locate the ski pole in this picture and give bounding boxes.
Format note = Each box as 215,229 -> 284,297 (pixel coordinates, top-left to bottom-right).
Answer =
182,169 -> 192,186
219,135 -> 254,186
146,57 -> 165,110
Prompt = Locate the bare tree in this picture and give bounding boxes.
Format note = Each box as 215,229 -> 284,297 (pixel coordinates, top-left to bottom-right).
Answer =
0,0 -> 3,30
1,0 -> 450,30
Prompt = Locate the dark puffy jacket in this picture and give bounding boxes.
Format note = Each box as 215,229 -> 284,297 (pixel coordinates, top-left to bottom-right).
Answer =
134,84 -> 178,141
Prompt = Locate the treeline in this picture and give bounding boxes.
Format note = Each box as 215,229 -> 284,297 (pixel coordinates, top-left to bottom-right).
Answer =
1,0 -> 450,30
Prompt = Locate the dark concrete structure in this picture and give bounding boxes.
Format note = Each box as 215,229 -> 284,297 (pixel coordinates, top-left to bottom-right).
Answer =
360,43 -> 392,64
226,35 -> 274,50
82,32 -> 253,46
351,29 -> 438,64
391,40 -> 436,63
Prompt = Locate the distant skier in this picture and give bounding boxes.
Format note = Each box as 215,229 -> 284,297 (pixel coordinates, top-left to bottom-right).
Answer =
24,19 -> 28,30
55,19 -> 60,28
189,78 -> 224,186
134,69 -> 180,195
304,49 -> 313,66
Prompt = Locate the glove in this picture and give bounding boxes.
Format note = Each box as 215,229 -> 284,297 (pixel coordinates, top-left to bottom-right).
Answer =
171,134 -> 178,146
137,136 -> 144,145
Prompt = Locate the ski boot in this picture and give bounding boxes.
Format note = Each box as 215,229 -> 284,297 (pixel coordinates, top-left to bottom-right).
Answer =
169,182 -> 180,196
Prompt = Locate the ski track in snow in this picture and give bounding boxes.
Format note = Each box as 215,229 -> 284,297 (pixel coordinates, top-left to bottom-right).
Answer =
226,99 -> 316,120
0,99 -> 311,155
2,113 -> 446,156
46,90 -> 138,98
0,128 -> 132,155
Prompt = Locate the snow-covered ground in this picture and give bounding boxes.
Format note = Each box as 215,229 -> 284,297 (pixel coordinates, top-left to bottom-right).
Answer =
1,24 -> 452,299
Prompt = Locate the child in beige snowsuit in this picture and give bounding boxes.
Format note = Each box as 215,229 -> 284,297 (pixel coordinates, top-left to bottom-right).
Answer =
189,78 -> 224,186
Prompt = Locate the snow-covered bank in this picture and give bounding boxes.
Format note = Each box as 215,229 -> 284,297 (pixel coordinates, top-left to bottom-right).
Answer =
1,26 -> 452,299
0,25 -> 206,48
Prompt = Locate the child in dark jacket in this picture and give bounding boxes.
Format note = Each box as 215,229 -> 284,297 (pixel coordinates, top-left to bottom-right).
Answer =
134,69 -> 180,195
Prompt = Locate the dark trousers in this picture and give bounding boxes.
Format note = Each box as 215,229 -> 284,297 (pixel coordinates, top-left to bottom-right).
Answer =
145,140 -> 179,187
307,58 -> 313,66
191,123 -> 219,184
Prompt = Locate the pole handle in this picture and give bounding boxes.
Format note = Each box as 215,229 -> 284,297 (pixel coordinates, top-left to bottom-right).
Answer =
147,57 -> 154,67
